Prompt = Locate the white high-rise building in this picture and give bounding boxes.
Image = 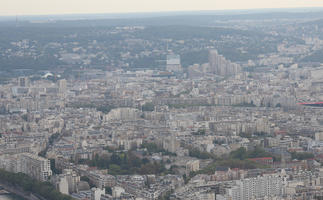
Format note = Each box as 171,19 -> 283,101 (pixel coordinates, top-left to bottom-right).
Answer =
0,153 -> 52,182
163,135 -> 180,153
166,54 -> 182,72
61,169 -> 80,194
0,154 -> 22,173
18,77 -> 30,87
58,79 -> 67,96
226,174 -> 283,200
91,187 -> 105,200
209,49 -> 241,77
112,186 -> 125,198
58,176 -> 69,195
20,153 -> 52,181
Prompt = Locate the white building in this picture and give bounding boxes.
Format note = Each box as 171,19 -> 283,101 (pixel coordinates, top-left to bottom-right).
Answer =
105,108 -> 140,121
315,132 -> 323,141
166,54 -> 182,72
112,186 -> 126,198
0,153 -> 52,182
226,174 -> 283,200
91,187 -> 105,200
0,154 -> 22,173
58,176 -> 69,195
20,153 -> 53,181
163,135 -> 180,153
209,49 -> 241,77
60,169 -> 80,194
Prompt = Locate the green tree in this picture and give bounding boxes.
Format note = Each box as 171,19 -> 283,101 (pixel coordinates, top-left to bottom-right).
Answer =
188,148 -> 214,159
230,147 -> 247,160
105,186 -> 112,195
291,152 -> 314,160
142,102 -> 155,112
0,169 -> 73,200
80,176 -> 95,188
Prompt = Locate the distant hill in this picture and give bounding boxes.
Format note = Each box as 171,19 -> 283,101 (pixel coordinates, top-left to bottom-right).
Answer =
2,9 -> 323,27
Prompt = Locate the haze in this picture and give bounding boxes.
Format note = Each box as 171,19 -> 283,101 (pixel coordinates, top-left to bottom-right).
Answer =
2,0 -> 323,16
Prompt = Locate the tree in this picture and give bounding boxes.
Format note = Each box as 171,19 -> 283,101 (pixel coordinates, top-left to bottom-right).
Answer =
230,147 -> 247,160
188,147 -> 215,159
142,103 -> 155,112
183,174 -> 188,184
0,169 -> 73,200
105,186 -> 112,195
50,159 -> 62,174
230,146 -> 273,160
80,176 -> 95,188
192,129 -> 206,135
75,150 -> 169,175
291,152 -> 314,160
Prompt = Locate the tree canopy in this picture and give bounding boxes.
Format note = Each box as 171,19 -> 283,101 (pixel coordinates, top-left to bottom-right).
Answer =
0,169 -> 73,200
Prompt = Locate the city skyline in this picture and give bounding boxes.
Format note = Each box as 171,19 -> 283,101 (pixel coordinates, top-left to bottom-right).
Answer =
1,0 -> 323,16
2,3 -> 323,200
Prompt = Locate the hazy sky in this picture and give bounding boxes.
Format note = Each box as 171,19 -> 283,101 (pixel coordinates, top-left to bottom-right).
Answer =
1,0 -> 323,16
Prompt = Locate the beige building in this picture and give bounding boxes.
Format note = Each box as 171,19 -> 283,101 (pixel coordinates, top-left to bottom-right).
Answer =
315,132 -> 323,141
186,160 -> 200,175
163,135 -> 180,153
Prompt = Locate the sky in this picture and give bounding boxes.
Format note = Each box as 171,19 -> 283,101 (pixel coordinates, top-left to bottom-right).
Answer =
1,0 -> 323,16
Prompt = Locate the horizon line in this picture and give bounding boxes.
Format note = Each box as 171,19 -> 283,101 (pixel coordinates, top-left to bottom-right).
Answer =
1,6 -> 323,18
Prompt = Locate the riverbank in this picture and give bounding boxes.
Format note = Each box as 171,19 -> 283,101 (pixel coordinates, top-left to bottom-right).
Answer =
0,193 -> 26,200
0,183 -> 39,200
